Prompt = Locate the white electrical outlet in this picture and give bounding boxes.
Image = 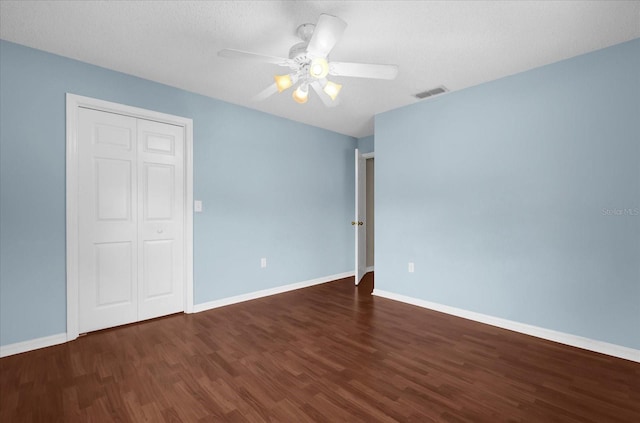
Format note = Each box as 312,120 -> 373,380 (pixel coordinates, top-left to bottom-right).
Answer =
194,200 -> 203,212
408,262 -> 415,273
261,258 -> 267,268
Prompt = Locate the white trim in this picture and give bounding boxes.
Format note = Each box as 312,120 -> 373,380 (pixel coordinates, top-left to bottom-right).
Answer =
193,271 -> 355,313
373,289 -> 640,363
362,152 -> 375,159
183,118 -> 194,313
365,266 -> 375,273
65,93 -> 194,340
1,333 -> 67,358
66,96 -> 80,341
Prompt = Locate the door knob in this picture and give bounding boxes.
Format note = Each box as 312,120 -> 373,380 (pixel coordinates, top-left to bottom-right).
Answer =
351,221 -> 364,226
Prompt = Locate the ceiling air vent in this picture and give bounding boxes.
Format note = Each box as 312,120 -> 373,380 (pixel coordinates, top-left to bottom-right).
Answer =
414,86 -> 448,99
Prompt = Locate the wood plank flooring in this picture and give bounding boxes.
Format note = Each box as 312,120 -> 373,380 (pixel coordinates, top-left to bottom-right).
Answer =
1,273 -> 639,422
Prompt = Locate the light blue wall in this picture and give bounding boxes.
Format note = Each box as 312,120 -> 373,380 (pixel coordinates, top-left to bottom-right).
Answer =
375,39 -> 640,350
0,40 -> 356,346
357,135 -> 374,154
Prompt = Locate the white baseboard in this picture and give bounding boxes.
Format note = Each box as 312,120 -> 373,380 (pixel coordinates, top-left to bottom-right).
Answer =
372,289 -> 640,363
193,271 -> 355,313
365,266 -> 374,273
0,332 -> 67,358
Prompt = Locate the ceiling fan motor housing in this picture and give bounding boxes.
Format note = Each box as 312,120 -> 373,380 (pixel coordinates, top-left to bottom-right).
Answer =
289,42 -> 310,61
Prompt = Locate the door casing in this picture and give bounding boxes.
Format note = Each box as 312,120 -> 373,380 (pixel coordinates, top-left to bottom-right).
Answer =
66,93 -> 194,341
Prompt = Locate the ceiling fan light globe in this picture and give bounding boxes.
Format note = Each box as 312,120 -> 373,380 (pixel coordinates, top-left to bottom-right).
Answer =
309,58 -> 329,79
292,85 -> 309,104
274,74 -> 293,92
323,81 -> 342,101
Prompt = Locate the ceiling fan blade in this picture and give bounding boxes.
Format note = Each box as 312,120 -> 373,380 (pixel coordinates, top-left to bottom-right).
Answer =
306,14 -> 347,58
311,81 -> 340,108
218,49 -> 291,66
252,83 -> 279,101
329,62 -> 399,80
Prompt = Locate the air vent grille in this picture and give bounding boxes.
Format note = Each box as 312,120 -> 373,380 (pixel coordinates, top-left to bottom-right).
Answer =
414,86 -> 448,99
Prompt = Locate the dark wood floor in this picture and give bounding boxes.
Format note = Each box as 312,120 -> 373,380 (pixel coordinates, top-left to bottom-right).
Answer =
1,273 -> 639,422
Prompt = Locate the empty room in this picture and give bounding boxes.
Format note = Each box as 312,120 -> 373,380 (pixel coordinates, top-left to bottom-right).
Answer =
0,1 -> 638,422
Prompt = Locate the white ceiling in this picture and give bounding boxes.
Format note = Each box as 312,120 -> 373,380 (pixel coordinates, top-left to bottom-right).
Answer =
1,1 -> 639,138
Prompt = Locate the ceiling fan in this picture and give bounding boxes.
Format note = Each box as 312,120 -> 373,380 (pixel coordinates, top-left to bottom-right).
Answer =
218,14 -> 399,107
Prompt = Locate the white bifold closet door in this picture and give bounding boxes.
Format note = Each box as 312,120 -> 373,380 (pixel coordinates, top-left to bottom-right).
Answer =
77,107 -> 185,333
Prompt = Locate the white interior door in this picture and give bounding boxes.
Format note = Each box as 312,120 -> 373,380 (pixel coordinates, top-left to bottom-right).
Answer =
137,119 -> 184,320
354,149 -> 366,285
78,108 -> 138,332
78,108 -> 184,333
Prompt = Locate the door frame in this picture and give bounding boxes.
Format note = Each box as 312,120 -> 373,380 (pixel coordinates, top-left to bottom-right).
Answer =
65,93 -> 194,341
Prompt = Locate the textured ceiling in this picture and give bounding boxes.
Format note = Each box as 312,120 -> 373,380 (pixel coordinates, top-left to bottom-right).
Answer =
1,1 -> 639,138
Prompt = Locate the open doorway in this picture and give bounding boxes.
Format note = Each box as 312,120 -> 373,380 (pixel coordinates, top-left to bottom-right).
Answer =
360,156 -> 375,293
365,157 -> 374,274
355,149 -> 375,291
